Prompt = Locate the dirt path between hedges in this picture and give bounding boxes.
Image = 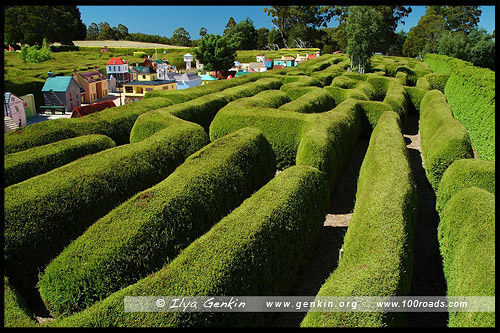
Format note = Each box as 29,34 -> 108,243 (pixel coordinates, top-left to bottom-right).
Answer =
402,113 -> 448,327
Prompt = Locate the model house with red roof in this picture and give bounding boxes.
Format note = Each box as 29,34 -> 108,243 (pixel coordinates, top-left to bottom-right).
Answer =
106,58 -> 131,83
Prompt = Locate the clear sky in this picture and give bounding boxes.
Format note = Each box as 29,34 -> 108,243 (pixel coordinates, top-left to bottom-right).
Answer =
78,5 -> 496,39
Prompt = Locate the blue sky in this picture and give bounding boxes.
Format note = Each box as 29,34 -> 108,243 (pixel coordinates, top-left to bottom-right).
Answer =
78,5 -> 496,39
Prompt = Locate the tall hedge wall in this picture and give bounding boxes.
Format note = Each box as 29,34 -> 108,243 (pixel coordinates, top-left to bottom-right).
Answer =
424,54 -> 495,161
38,127 -> 276,317
419,90 -> 474,190
301,111 -> 417,328
49,165 -> 329,327
437,187 -> 495,327
4,134 -> 116,187
436,158 -> 495,214
4,116 -> 208,293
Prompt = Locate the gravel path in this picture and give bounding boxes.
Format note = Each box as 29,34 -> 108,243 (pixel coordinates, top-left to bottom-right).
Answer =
403,113 -> 448,327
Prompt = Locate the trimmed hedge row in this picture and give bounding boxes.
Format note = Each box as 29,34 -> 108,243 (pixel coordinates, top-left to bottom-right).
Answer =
437,187 -> 495,327
210,90 -> 305,169
4,134 -> 116,187
424,54 -> 495,161
280,76 -> 322,100
310,63 -> 345,86
4,116 -> 209,293
130,77 -> 282,141
301,111 -> 417,328
4,276 -> 36,328
382,82 -> 409,123
4,97 -> 173,154
278,87 -> 336,114
419,90 -> 474,190
296,98 -> 362,192
436,158 -> 495,214
403,86 -> 427,113
211,95 -> 365,192
49,165 -> 329,327
38,127 -> 276,317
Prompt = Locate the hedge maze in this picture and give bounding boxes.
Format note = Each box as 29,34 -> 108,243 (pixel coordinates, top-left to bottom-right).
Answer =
4,53 -> 495,328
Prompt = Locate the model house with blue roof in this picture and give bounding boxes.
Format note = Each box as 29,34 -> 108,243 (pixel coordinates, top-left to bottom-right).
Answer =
41,72 -> 82,113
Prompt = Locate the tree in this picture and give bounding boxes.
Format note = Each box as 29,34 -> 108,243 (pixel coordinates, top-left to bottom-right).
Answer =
264,6 -> 329,47
386,30 -> 408,56
4,5 -> 86,45
199,27 -> 208,38
224,17 -> 258,50
426,6 -> 481,34
97,22 -> 115,40
171,27 -> 191,46
114,24 -> 130,40
194,34 -> 237,77
436,31 -> 470,60
374,6 -> 412,54
256,28 -> 270,50
224,17 -> 237,35
403,14 -> 447,57
345,6 -> 383,73
86,23 -> 99,40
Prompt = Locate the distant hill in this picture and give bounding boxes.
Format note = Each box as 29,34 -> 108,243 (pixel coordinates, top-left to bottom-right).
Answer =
71,40 -> 189,49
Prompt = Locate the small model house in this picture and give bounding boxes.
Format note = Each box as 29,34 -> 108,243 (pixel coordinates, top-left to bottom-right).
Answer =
273,56 -> 296,68
122,80 -> 176,103
4,92 -> 27,132
122,66 -> 176,103
41,72 -> 82,113
199,74 -> 217,85
175,73 -> 202,90
106,58 -> 131,83
73,67 -> 109,104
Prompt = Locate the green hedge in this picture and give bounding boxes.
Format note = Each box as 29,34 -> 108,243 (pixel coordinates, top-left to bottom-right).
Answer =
296,98 -> 362,192
365,75 -> 400,101
356,100 -> 393,135
4,116 -> 209,293
131,78 -> 282,141
4,134 -> 116,187
50,165 -> 328,327
4,97 -> 173,153
437,187 -> 495,327
278,87 -> 335,114
424,54 -> 495,161
436,158 -> 495,214
382,82 -> 409,124
419,90 -> 474,190
301,111 -> 417,328
403,86 -> 427,113
211,94 -> 363,189
422,73 -> 449,93
38,127 -> 276,317
310,64 -> 345,86
210,90 -> 306,169
4,276 -> 36,328
280,76 -> 322,99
